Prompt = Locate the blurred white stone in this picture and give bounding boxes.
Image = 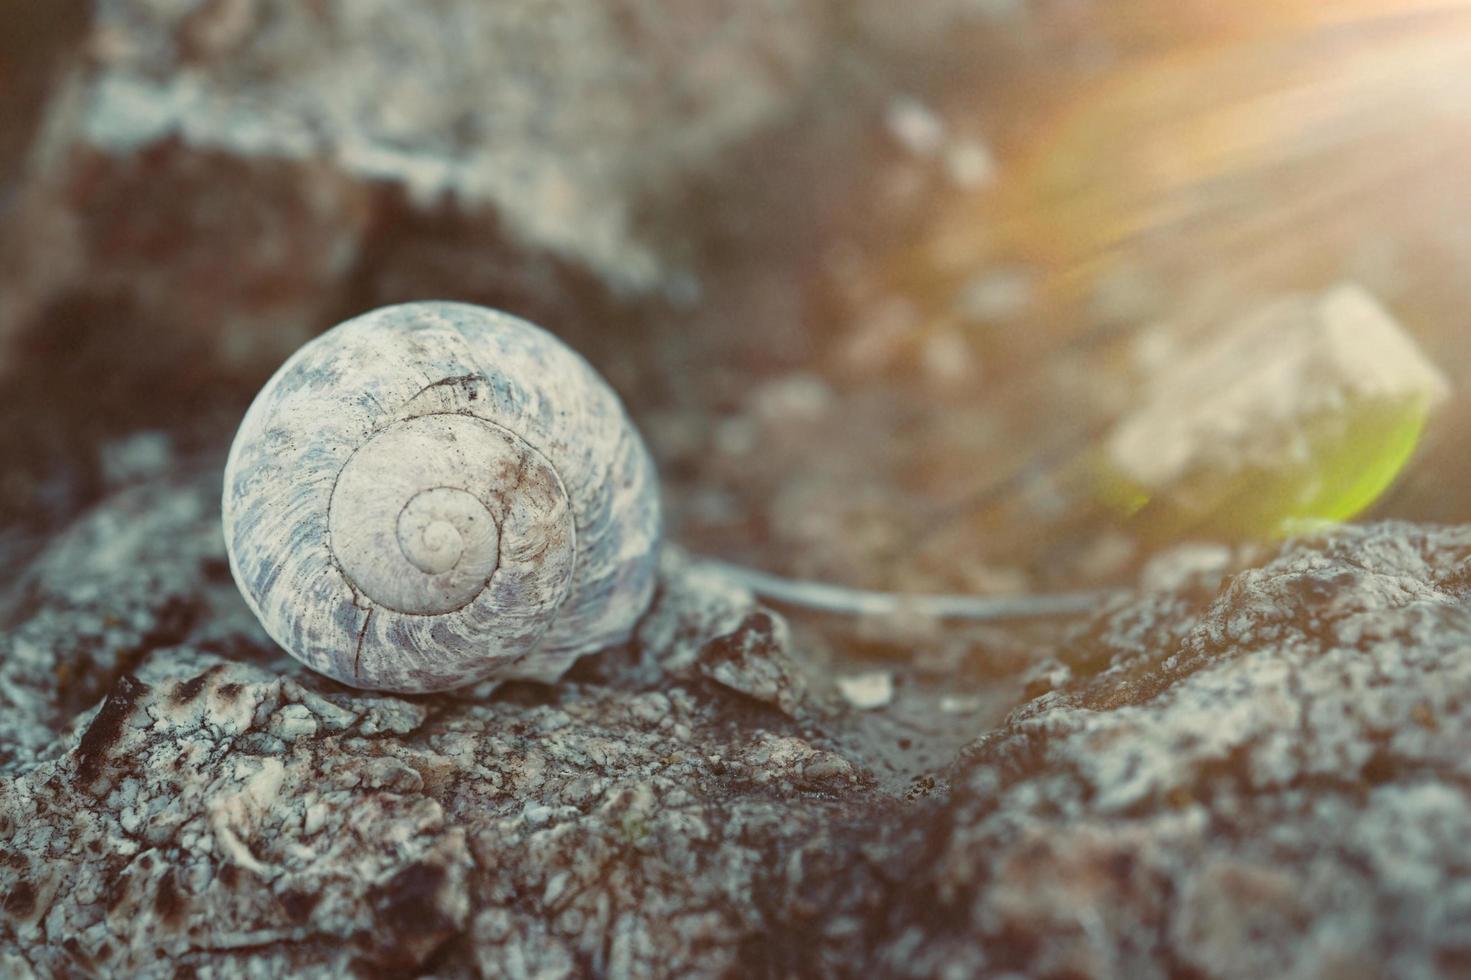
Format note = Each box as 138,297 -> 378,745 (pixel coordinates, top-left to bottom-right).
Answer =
1107,283 -> 1451,494
714,416 -> 759,457
920,328 -> 978,389
100,430 -> 173,487
837,671 -> 895,710
885,96 -> 946,158
955,267 -> 1035,323
939,693 -> 984,714
1140,543 -> 1235,594
749,373 -> 835,426
944,136 -> 997,188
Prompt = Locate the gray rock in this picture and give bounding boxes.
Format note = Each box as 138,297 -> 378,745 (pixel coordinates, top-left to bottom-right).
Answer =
0,470 -> 873,977
697,611 -> 810,718
778,522 -> 1471,979
0,0 -> 844,380
7,469 -> 1471,977
78,0 -> 829,291
0,471 -> 228,775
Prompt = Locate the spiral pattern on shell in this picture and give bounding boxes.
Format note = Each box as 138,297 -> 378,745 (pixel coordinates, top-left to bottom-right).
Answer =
222,302 -> 661,692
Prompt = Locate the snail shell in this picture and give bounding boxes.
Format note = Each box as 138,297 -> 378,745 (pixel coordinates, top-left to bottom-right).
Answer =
222,302 -> 661,693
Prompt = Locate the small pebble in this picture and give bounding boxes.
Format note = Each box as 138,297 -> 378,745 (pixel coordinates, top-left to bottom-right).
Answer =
100,431 -> 173,487
885,96 -> 946,158
837,671 -> 895,710
944,137 -> 997,188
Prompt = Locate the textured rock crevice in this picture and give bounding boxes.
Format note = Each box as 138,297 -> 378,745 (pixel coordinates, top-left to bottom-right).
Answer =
7,469 -> 1471,977
784,523 -> 1471,979
1,471 -> 881,977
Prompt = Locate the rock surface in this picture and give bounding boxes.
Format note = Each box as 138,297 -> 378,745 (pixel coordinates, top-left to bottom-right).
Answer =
784,521 -> 1471,978
6,3 -> 1471,978
0,471 -> 877,978
5,469 -> 1471,977
0,0 -> 904,386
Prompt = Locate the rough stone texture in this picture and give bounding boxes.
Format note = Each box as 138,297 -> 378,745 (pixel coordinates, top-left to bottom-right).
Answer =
0,0 -> 839,381
779,521 -> 1471,978
79,0 -> 827,289
6,470 -> 1471,977
0,471 -> 875,978
8,3 -> 1471,977
696,611 -> 809,718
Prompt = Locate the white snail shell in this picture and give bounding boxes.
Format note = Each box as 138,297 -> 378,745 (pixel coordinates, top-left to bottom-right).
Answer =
222,302 -> 661,693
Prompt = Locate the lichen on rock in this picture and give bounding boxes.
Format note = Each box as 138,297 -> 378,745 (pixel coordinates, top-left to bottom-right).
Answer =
0,472 -> 876,977
7,470 -> 1471,976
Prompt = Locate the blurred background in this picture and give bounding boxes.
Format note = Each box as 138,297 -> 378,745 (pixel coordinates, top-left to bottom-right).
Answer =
3,0 -> 1469,616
